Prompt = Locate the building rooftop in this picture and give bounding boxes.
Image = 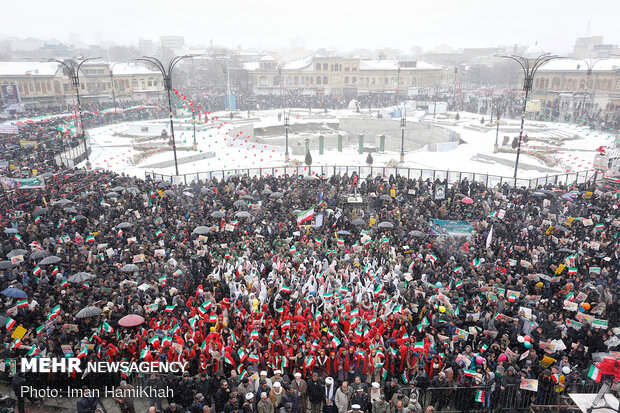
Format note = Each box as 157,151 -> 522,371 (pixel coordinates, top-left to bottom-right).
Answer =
0,62 -> 61,77
538,58 -> 620,72
359,59 -> 440,70
283,56 -> 314,71
109,63 -> 160,75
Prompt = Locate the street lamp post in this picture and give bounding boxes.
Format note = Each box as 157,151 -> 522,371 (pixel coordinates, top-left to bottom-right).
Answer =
137,55 -> 199,176
580,58 -> 603,119
400,107 -> 406,163
51,57 -> 101,168
192,109 -> 197,151
109,63 -> 118,113
498,51 -> 560,180
284,108 -> 291,162
494,110 -> 501,153
395,65 -> 400,105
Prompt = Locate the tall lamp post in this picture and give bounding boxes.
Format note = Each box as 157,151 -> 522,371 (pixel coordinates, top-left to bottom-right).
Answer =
284,108 -> 291,162
494,107 -> 501,153
579,58 -> 603,119
137,55 -> 199,176
400,106 -> 406,163
51,57 -> 101,168
395,64 -> 400,105
192,109 -> 197,150
108,63 -> 119,113
498,51 -> 560,180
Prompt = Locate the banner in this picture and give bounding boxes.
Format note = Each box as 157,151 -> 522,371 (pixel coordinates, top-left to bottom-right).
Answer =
429,219 -> 474,237
0,125 -> 18,134
0,176 -> 45,190
19,140 -> 38,149
1,84 -> 20,105
434,184 -> 446,200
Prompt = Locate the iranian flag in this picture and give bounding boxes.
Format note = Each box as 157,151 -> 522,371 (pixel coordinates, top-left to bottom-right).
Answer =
162,336 -> 172,347
101,321 -> 114,333
149,336 -> 160,347
250,330 -> 260,340
417,317 -> 429,332
413,341 -> 424,351
52,266 -> 59,275
33,266 -> 42,276
587,365 -> 602,382
281,285 -> 291,294
281,320 -> 291,330
5,317 -> 16,330
427,253 -> 437,263
140,348 -> 150,359
238,348 -> 248,362
85,235 -> 95,243
27,345 -> 39,356
155,229 -> 163,237
314,238 -> 322,246
165,305 -> 175,312
14,234 -> 22,242
209,313 -> 217,323
16,299 -> 28,308
331,336 -> 341,347
48,305 -> 61,320
36,325 -> 45,336
474,390 -> 485,403
464,369 -> 478,377
289,245 -> 297,253
472,258 -> 482,269
248,353 -> 260,362
304,355 -> 316,368
455,280 -> 463,289
297,206 -> 315,225
568,268 -> 578,275
401,371 -> 409,383
337,238 -> 344,245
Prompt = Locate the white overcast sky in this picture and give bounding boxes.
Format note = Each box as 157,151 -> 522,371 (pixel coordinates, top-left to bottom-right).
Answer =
3,0 -> 619,54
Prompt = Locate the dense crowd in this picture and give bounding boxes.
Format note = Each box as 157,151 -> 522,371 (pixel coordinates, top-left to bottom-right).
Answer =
0,100 -> 619,413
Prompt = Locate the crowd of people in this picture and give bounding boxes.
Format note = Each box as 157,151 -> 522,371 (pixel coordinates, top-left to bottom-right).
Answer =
0,96 -> 619,413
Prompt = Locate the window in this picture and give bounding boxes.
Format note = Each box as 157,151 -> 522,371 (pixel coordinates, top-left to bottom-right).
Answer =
372,78 -> 376,85
344,77 -> 349,84
316,76 -> 321,85
293,76 -> 298,85
384,77 -> 388,85
352,77 -> 357,84
616,79 -> 620,90
344,67 -> 350,72
316,64 -> 321,71
535,79 -> 539,88
323,63 -> 328,71
323,76 -> 327,84
352,67 -> 357,71
153,80 -> 157,86
148,81 -> 152,87
301,77 -> 305,85
260,76 -> 268,86
378,78 -> 382,85
132,80 -> 138,87
310,77 -> 313,84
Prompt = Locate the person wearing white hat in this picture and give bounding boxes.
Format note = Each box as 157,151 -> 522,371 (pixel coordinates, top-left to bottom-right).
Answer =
258,392 -> 275,413
255,371 -> 273,392
271,369 -> 284,387
324,377 -> 337,413
243,393 -> 256,413
269,382 -> 284,410
290,372 -> 308,413
369,383 -> 381,403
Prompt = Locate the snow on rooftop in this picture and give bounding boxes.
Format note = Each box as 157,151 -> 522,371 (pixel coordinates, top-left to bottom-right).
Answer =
359,60 -> 440,71
259,55 -> 277,61
110,63 -> 159,75
538,58 -> 620,72
283,56 -> 314,70
243,62 -> 260,71
0,62 -> 60,77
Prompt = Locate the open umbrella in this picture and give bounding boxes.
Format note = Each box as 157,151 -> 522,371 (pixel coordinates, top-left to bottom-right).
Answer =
192,226 -> 210,235
38,256 -> 61,265
76,306 -> 102,319
200,187 -> 210,194
409,230 -> 426,238
242,195 -> 254,201
157,181 -> 171,188
380,194 -> 392,201
1,287 -> 27,298
74,215 -> 87,221
63,207 -> 78,214
183,191 -> 194,198
39,172 -> 54,178
33,207 -> 48,216
68,272 -> 95,283
558,248 -> 575,254
211,211 -> 225,219
105,192 -> 118,198
30,250 -> 50,260
120,264 -> 139,273
54,199 -> 73,206
555,225 -> 570,234
233,200 -> 247,208
116,222 -> 133,229
0,261 -> 14,269
303,175 -> 318,181
378,222 -> 394,229
270,192 -> 283,199
127,187 -> 140,194
352,219 -> 365,226
7,249 -> 28,258
262,189 -> 273,195
118,314 -> 145,327
235,211 -> 251,219
163,190 -> 176,197
337,230 -> 351,235
3,228 -> 18,234
461,197 -> 474,204
112,186 -> 125,192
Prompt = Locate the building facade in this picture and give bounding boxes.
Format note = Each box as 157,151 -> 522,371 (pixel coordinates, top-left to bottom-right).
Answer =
0,61 -> 163,108
531,58 -> 620,116
249,55 -> 453,98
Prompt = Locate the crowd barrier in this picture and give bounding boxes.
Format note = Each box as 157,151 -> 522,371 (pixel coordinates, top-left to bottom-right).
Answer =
147,166 -> 599,189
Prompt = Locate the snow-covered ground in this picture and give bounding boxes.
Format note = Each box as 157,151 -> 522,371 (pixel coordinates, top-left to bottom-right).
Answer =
80,109 -> 616,181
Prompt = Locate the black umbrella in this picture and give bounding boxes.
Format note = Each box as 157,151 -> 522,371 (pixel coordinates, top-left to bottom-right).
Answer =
105,192 -> 119,198
30,250 -> 50,260
120,264 -> 139,273
74,215 -> 87,221
409,230 -> 426,238
192,226 -> 210,235
211,211 -> 225,219
337,230 -> 351,235
235,211 -> 251,219
112,186 -> 125,192
7,249 -> 28,258
233,200 -> 248,208
127,187 -> 140,194
33,207 -> 49,216
68,272 -> 95,283
558,248 -> 575,254
352,219 -> 365,226
242,195 -> 254,201
262,189 -> 273,195
76,306 -> 102,319
116,222 -> 133,229
163,190 -> 176,197
0,261 -> 14,269
378,222 -> 394,229
38,256 -> 61,265
63,207 -> 78,214
54,199 -> 73,206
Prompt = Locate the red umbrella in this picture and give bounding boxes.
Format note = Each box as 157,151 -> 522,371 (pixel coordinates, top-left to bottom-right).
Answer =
461,197 -> 474,204
118,314 -> 145,327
